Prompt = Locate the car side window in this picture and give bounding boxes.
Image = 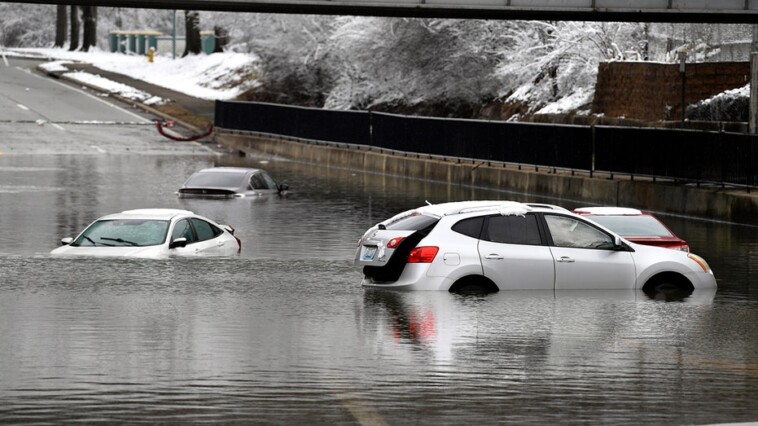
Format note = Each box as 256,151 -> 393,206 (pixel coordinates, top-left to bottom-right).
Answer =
452,217 -> 484,238
191,218 -> 221,242
172,219 -> 195,244
482,214 -> 542,245
261,172 -> 278,190
250,173 -> 268,190
544,215 -> 614,249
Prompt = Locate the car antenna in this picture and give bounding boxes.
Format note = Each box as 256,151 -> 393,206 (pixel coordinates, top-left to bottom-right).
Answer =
425,200 -> 432,206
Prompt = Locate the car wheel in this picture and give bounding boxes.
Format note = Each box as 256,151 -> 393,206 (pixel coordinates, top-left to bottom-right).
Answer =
643,273 -> 694,301
449,276 -> 499,295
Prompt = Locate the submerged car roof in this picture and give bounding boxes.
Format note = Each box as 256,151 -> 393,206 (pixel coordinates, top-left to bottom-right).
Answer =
99,209 -> 195,221
412,201 -> 568,218
195,167 -> 263,174
574,207 -> 644,216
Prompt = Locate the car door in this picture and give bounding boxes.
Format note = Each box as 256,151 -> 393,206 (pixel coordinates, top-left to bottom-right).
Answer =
477,214 -> 555,290
543,214 -> 636,290
188,218 -> 232,255
170,218 -> 230,256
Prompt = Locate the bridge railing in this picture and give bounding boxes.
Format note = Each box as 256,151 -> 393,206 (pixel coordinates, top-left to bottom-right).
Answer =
215,100 -> 756,189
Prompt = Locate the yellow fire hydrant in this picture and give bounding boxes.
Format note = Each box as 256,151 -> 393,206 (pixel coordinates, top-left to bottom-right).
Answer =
147,47 -> 155,63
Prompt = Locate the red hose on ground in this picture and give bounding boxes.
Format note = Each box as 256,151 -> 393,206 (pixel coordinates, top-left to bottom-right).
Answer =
156,120 -> 214,142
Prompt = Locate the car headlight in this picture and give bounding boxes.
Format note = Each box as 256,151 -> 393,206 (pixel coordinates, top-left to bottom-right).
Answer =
688,253 -> 711,273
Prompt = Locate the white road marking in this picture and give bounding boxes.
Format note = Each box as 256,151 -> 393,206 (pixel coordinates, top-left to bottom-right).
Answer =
90,145 -> 107,153
1,52 -> 8,67
51,123 -> 65,131
16,104 -> 29,111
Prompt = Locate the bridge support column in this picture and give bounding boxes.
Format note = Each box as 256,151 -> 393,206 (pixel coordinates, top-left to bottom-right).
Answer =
751,53 -> 758,134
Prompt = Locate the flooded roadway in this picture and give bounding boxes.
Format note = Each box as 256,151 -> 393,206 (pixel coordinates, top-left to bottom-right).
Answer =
1,119 -> 758,424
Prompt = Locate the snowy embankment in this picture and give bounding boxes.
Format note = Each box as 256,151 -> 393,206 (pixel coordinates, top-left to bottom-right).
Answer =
8,47 -> 260,102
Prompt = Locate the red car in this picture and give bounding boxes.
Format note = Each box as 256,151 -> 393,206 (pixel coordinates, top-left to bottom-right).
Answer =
573,207 -> 690,252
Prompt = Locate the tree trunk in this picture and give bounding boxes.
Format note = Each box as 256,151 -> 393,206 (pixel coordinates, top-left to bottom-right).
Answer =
81,6 -> 97,52
54,5 -> 67,48
68,5 -> 79,51
182,11 -> 202,56
213,25 -> 228,53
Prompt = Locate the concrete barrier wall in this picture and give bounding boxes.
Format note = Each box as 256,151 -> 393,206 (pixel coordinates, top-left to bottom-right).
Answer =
217,131 -> 758,226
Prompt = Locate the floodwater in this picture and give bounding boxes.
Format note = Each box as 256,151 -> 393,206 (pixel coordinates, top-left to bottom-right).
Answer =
1,132 -> 758,424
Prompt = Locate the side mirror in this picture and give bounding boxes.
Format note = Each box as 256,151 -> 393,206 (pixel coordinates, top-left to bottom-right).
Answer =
60,237 -> 73,246
613,236 -> 633,252
169,237 -> 188,249
278,183 -> 289,194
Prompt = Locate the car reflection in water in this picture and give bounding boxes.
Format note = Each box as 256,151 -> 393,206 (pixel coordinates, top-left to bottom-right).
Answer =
361,288 -> 716,365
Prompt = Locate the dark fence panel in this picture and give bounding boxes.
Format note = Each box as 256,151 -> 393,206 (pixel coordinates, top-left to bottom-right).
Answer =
594,127 -> 755,185
372,113 -> 593,170
215,100 -> 370,145
215,100 -> 756,187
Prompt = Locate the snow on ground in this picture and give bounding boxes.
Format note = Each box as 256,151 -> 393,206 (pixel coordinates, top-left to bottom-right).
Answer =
9,47 -> 260,101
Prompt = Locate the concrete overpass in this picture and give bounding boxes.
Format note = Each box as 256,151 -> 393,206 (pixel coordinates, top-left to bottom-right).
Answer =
6,0 -> 758,23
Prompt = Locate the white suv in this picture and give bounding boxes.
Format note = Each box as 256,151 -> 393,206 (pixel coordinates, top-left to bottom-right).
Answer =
354,201 -> 716,293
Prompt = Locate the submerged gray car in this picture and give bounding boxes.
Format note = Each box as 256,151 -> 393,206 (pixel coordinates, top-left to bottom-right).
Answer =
177,167 -> 288,198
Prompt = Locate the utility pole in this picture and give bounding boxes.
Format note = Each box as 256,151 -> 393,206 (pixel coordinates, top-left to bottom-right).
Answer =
172,10 -> 177,59
680,52 -> 686,129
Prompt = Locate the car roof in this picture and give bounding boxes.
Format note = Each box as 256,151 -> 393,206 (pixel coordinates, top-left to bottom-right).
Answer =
196,167 -> 263,174
414,201 -> 568,218
574,207 -> 645,216
99,209 -> 195,221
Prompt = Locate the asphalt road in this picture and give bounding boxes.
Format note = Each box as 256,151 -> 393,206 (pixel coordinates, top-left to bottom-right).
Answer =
0,57 -> 215,157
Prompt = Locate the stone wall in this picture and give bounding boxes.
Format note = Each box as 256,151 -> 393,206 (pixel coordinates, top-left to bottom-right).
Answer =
591,61 -> 750,122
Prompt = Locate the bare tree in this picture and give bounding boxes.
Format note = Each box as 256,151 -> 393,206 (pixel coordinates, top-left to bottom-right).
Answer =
54,5 -> 67,47
182,10 -> 202,56
81,6 -> 97,51
68,5 -> 79,51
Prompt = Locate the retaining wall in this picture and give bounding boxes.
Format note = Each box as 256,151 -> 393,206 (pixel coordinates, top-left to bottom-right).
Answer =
592,61 -> 750,121
216,131 -> 758,226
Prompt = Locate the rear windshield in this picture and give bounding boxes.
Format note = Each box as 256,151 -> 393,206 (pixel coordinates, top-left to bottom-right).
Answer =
385,213 -> 439,231
586,215 -> 673,237
185,171 -> 246,188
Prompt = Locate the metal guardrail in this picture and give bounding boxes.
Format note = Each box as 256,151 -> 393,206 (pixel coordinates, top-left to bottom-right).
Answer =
215,100 -> 757,190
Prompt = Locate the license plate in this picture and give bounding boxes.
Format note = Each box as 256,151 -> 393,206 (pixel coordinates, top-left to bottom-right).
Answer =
361,245 -> 377,261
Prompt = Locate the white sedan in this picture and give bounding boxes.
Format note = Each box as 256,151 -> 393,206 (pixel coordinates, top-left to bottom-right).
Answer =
354,201 -> 717,293
51,209 -> 241,258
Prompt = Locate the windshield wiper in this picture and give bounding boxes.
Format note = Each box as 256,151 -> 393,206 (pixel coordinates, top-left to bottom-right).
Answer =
100,237 -> 139,246
83,236 -> 98,246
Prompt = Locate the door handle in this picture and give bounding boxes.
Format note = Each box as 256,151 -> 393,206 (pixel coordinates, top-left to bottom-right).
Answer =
485,254 -> 504,260
556,256 -> 575,263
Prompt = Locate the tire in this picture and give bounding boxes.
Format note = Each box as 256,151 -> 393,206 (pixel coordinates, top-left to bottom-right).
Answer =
449,276 -> 499,295
643,273 -> 694,301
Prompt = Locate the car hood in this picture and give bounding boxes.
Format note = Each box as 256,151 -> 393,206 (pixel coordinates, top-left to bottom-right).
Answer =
50,245 -> 168,259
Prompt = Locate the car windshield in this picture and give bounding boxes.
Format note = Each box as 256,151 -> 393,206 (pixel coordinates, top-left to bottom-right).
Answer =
185,171 -> 246,188
385,213 -> 439,231
73,219 -> 170,247
586,215 -> 674,237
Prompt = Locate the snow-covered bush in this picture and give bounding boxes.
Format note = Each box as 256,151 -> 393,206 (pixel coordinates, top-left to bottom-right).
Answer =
0,3 -> 55,47
687,84 -> 749,122
323,17 -> 510,110
495,21 -> 646,115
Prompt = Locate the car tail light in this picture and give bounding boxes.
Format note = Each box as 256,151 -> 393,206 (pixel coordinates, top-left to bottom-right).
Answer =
407,246 -> 439,263
387,237 -> 405,249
